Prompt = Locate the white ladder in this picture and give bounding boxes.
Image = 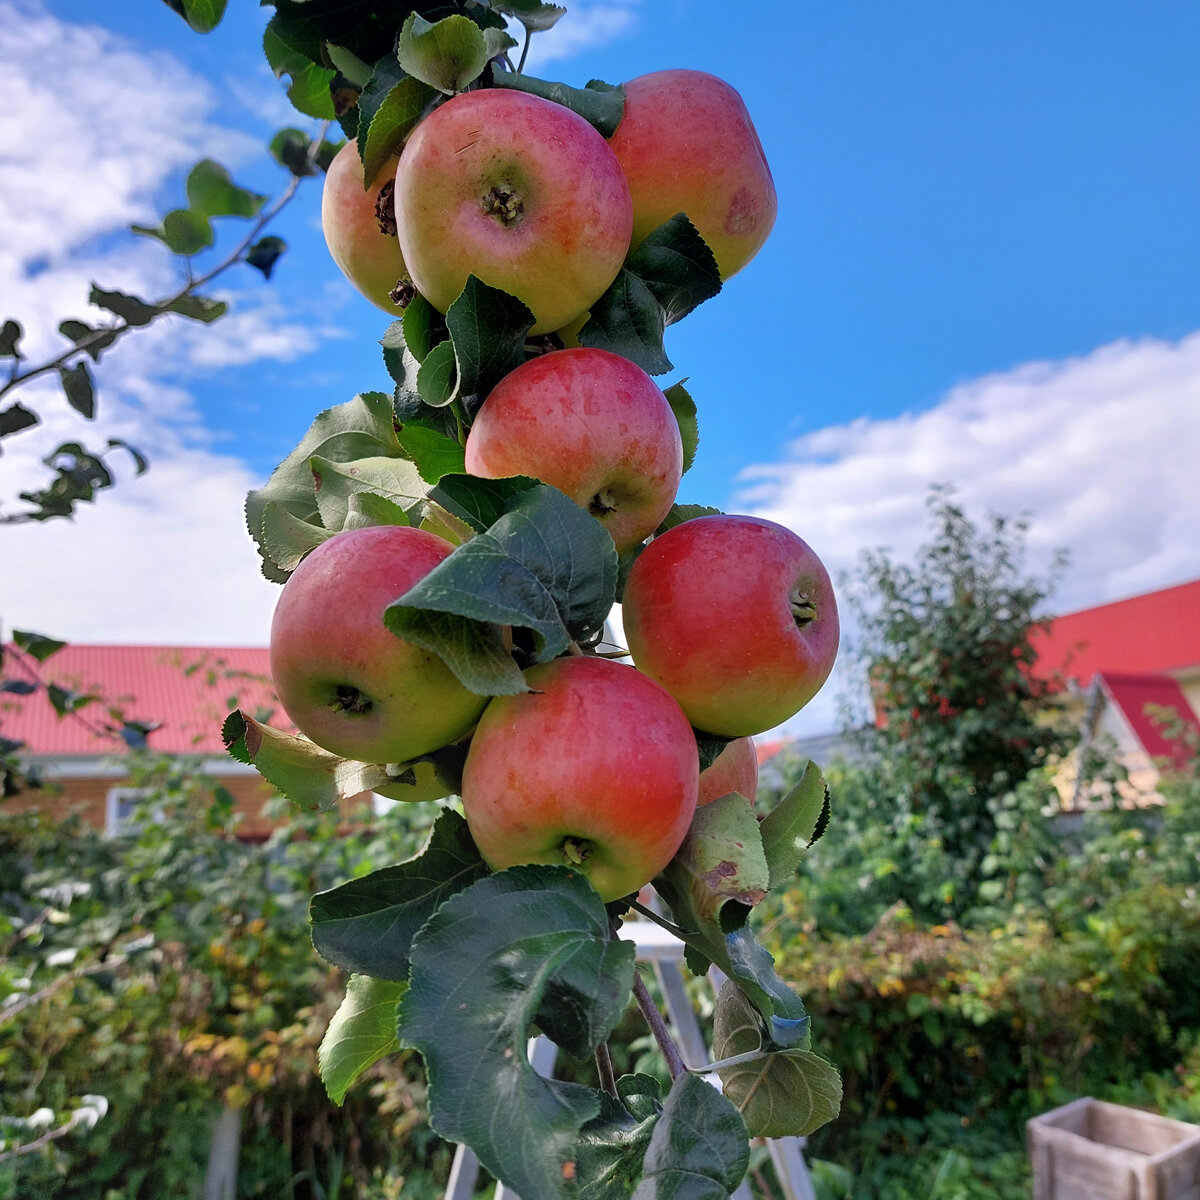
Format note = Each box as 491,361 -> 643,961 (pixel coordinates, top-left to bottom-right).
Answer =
444,919 -> 815,1200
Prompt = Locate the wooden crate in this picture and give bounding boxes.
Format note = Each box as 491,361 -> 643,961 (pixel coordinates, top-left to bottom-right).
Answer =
1028,1097 -> 1200,1200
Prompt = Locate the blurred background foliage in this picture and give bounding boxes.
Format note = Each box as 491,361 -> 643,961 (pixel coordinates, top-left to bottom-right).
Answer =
3,495 -> 1199,1198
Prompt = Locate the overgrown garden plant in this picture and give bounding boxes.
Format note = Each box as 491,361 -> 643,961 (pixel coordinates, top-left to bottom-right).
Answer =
159,0 -> 850,1193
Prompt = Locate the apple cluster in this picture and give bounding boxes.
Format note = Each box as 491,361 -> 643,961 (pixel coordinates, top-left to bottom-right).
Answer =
273,66 -> 839,904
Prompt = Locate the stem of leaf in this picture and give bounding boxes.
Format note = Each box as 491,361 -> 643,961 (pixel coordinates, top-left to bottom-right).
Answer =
517,26 -> 532,74
626,898 -> 691,941
632,970 -> 686,1081
595,1041 -> 617,1098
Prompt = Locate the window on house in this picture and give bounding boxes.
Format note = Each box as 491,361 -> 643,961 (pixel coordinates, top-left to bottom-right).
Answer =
105,787 -> 161,836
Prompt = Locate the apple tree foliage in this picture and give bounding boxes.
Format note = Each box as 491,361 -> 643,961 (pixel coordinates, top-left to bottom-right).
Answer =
162,1 -> 845,1193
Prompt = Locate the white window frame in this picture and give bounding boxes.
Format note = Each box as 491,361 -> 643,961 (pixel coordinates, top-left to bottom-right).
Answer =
104,787 -> 161,836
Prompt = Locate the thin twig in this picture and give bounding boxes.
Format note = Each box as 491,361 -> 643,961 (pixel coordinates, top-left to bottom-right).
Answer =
632,971 -> 686,1080
626,898 -> 691,942
0,1108 -> 95,1165
517,25 -> 532,73
0,954 -> 128,1029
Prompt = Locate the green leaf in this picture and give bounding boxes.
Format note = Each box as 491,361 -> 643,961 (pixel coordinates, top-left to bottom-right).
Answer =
58,319 -> 119,361
158,0 -> 227,33
388,609 -> 524,695
416,339 -> 458,406
133,209 -> 215,256
0,680 -> 37,696
629,1072 -> 750,1200
694,730 -> 734,774
164,295 -> 227,323
387,483 -> 618,680
59,363 -> 95,419
655,504 -> 722,538
429,474 -> 539,534
12,631 -> 66,663
46,683 -> 94,716
654,800 -> 809,1049
325,43 -> 374,87
575,1074 -> 664,1200
492,72 -> 624,137
246,236 -> 287,280
358,68 -> 435,187
310,454 -> 431,533
712,983 -> 841,1138
221,709 -> 396,810
89,286 -> 157,328
343,490 -> 413,531
0,403 -> 38,439
759,759 -> 830,891
185,159 -> 267,218
260,502 -> 335,573
663,381 -> 699,475
396,426 -> 466,484
319,975 -> 406,1105
580,215 -> 722,376
310,808 -> 489,980
400,296 -> 437,363
444,275 -> 536,401
270,127 -> 317,177
489,1 -> 568,35
397,13 -> 489,96
398,865 -> 636,1200
0,319 -> 22,359
246,391 -> 402,582
107,438 -> 148,475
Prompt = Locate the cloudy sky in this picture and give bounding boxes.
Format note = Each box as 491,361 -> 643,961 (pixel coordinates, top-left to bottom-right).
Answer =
2,0 -> 1198,734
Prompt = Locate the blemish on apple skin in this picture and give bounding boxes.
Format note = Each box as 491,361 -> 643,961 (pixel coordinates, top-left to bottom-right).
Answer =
724,187 -> 758,236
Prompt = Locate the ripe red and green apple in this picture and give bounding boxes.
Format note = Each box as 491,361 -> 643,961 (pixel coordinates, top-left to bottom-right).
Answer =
698,736 -> 758,806
621,515 -> 839,737
464,347 -> 683,553
394,89 -> 633,335
608,68 -> 777,280
321,141 -> 409,314
459,655 -> 699,902
270,525 -> 487,766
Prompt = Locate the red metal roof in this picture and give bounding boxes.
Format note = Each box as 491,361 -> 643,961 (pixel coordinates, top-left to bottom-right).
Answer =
1031,578 -> 1200,688
1,644 -> 282,757
1099,672 -> 1200,768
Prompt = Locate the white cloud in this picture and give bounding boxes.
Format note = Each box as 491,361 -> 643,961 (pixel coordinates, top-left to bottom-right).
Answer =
0,1 -> 327,646
515,1 -> 642,70
735,331 -> 1200,735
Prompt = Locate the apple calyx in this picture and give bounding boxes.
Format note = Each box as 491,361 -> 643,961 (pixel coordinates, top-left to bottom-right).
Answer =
560,836 -> 591,866
484,184 -> 524,227
331,684 -> 374,717
589,488 -> 617,518
374,181 -> 398,237
790,588 -> 819,628
388,278 -> 416,308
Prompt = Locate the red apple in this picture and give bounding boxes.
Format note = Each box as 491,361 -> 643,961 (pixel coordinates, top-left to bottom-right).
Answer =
394,89 -> 633,335
621,515 -> 839,737
270,525 -> 488,765
321,141 -> 410,315
460,656 -> 698,903
608,69 -> 777,280
698,737 -> 758,807
464,348 -> 683,553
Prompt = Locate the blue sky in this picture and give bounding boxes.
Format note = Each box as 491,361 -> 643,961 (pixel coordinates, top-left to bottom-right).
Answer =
3,0 -> 1199,733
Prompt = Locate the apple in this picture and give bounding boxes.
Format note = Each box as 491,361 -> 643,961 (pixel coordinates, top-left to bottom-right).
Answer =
698,737 -> 758,807
460,656 -> 699,903
608,69 -> 777,280
270,525 -> 487,765
393,89 -> 633,335
321,141 -> 410,315
464,347 -> 683,553
621,515 -> 839,737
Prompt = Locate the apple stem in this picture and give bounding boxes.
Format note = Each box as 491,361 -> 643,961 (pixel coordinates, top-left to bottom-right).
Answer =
632,970 -> 686,1080
594,1041 -> 618,1098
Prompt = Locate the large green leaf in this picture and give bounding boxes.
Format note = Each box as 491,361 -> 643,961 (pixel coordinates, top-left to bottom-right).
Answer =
158,0 -> 228,34
654,798 -> 809,1049
629,1072 -> 750,1200
310,808 -> 489,980
356,55 -> 436,186
222,710 -> 393,811
398,865 -> 636,1200
759,759 -> 830,891
712,983 -> 842,1138
89,286 -> 157,328
444,275 -> 536,402
318,975 -> 405,1105
580,215 -> 722,375
386,484 -> 617,691
245,391 -> 401,581
396,13 -> 495,95
575,1074 -> 663,1200
429,473 -> 539,533
309,453 -> 431,532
